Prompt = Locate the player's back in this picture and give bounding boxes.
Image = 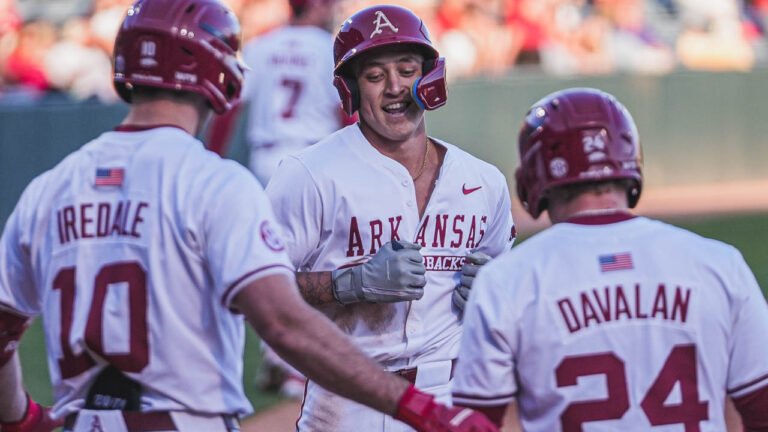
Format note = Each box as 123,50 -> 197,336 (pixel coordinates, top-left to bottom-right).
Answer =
4,126 -> 287,418
241,25 -> 340,147
458,213 -> 768,431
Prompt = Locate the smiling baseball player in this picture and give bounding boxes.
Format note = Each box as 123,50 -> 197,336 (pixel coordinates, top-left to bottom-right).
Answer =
266,5 -> 515,431
451,87 -> 768,431
0,1 -> 501,431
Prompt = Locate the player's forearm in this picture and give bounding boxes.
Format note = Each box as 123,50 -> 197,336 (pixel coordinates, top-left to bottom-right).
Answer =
236,276 -> 407,414
263,305 -> 408,414
295,271 -> 337,305
0,354 -> 28,423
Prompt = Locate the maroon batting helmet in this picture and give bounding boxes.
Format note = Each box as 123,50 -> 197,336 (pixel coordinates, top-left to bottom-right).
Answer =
333,5 -> 447,116
515,88 -> 643,219
113,0 -> 246,114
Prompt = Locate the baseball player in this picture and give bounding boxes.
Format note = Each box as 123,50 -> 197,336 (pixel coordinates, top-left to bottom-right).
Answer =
266,5 -> 516,431
207,0 -> 353,186
236,0 -> 347,397
451,87 -> 768,431
0,1 -> 500,431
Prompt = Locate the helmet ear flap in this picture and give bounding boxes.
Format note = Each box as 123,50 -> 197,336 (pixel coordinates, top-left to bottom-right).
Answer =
334,75 -> 359,116
411,57 -> 447,111
515,167 -> 537,219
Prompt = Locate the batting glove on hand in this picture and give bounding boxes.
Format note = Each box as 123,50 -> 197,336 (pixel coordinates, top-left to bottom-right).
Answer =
394,385 -> 499,432
332,240 -> 426,304
0,395 -> 63,432
452,251 -> 491,312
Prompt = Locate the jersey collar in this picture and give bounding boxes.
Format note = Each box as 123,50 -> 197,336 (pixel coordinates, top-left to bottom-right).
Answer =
565,210 -> 637,225
114,124 -> 186,132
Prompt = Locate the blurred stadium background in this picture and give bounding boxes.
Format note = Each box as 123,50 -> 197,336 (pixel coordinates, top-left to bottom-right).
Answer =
2,0 -> 767,427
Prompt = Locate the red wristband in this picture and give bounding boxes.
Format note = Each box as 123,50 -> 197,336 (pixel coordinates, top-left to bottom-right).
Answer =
1,394 -> 42,432
394,385 -> 437,426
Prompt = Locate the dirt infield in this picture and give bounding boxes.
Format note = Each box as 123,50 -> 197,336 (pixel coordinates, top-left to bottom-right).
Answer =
512,178 -> 768,234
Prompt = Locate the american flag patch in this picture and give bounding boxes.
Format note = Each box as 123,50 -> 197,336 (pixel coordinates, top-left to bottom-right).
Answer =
599,252 -> 634,272
95,168 -> 124,187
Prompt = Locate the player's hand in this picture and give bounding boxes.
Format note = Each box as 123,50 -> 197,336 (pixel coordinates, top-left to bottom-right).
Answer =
452,251 -> 491,312
332,240 -> 426,304
0,396 -> 63,432
395,386 -> 499,432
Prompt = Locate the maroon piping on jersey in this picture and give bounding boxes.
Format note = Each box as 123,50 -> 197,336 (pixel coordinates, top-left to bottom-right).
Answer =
114,124 -> 187,132
565,211 -> 637,225
728,372 -> 768,394
220,264 -> 294,308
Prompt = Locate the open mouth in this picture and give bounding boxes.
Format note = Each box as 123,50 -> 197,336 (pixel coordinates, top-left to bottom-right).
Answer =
382,101 -> 410,114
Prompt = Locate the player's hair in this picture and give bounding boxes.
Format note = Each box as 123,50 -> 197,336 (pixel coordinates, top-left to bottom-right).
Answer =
289,1 -> 308,17
547,179 -> 635,205
130,85 -> 207,104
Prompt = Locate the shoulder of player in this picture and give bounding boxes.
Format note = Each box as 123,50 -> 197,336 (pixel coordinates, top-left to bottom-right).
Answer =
289,126 -> 352,164
438,139 -> 505,178
646,218 -> 745,262
189,149 -> 260,189
473,243 -> 536,305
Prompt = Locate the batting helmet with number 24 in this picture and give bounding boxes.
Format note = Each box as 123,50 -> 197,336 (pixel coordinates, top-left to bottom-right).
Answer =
515,88 -> 643,219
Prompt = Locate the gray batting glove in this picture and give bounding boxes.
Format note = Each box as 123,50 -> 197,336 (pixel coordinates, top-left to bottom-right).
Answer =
452,251 -> 492,311
331,240 -> 427,304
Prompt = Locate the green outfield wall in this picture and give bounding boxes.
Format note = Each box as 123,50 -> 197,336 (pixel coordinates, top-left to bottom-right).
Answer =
2,69 -> 768,227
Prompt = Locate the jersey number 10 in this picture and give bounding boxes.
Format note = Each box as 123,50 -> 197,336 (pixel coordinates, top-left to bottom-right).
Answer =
53,262 -> 148,379
556,345 -> 709,431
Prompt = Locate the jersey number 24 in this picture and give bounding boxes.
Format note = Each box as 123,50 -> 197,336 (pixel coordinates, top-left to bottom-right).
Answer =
556,344 -> 708,432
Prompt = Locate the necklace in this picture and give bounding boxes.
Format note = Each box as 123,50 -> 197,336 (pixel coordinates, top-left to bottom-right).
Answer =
412,138 -> 431,181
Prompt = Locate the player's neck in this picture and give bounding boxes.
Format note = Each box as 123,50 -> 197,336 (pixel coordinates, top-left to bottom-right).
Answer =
548,191 -> 629,224
121,99 -> 208,136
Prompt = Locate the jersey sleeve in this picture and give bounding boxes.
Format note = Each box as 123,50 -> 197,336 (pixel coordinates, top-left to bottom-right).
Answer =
478,171 -> 515,258
0,190 -> 40,316
725,249 -> 768,398
201,164 -> 294,309
452,261 -> 519,408
265,156 -> 323,270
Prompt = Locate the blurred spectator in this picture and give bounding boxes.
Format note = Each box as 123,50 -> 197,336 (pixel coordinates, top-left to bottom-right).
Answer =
89,0 -> 130,55
15,0 -> 91,23
0,0 -> 21,90
595,0 -> 676,74
240,0 -> 290,42
675,0 -> 755,70
436,0 -> 521,78
537,0 -> 614,76
3,0 -> 768,97
43,16 -> 117,101
2,19 -> 56,92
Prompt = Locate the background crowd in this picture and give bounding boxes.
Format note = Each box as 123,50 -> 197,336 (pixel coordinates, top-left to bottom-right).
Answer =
2,0 -> 768,102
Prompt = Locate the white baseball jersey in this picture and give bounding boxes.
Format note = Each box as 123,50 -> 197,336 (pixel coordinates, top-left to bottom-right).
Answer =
241,25 -> 341,151
0,125 -> 294,419
267,124 -> 515,431
452,212 -> 768,432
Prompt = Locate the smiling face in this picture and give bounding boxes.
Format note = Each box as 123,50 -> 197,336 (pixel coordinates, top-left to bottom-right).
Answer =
354,45 -> 427,146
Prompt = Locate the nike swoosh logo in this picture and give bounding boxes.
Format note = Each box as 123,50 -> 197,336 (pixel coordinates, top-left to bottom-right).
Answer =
462,184 -> 482,195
